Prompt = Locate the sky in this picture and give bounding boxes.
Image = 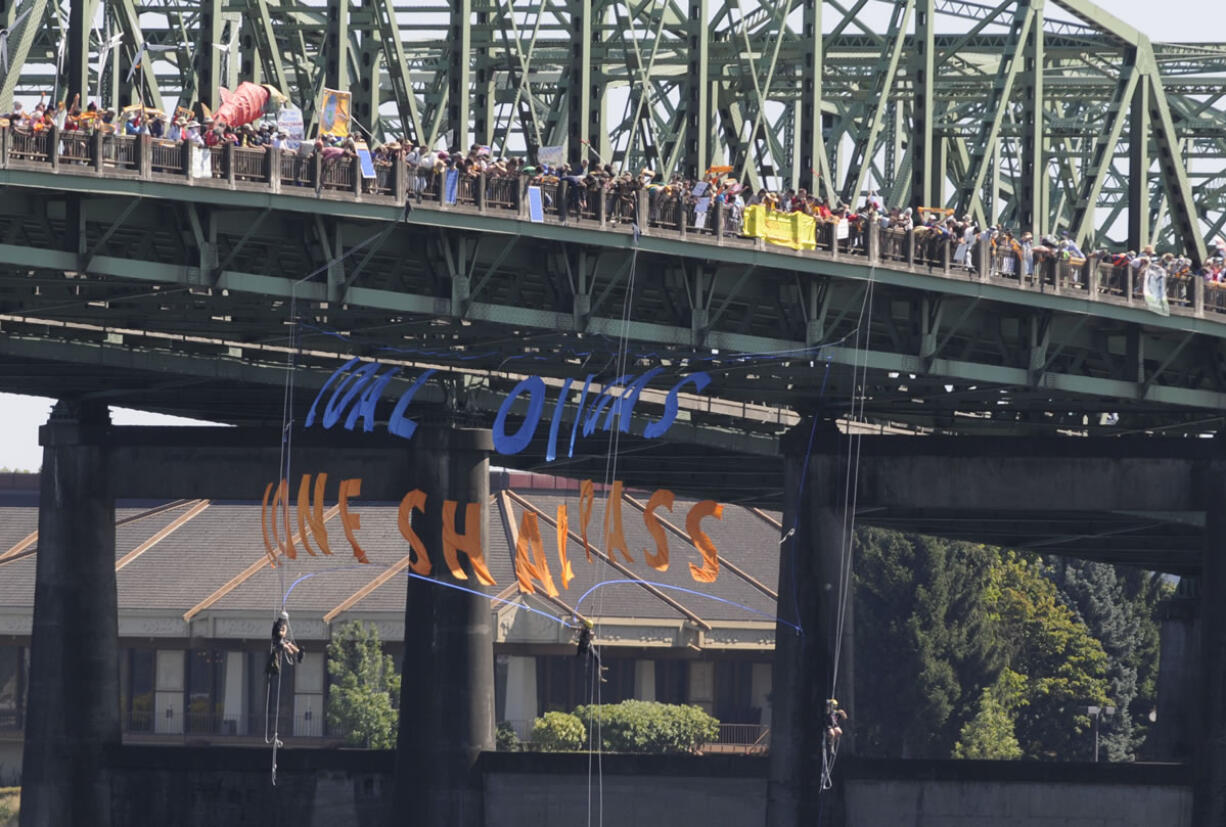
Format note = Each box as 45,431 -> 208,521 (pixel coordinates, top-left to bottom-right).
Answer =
0,1 -> 1221,471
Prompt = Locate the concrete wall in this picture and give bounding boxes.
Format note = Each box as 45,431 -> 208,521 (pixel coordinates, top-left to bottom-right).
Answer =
0,739 -> 20,786
848,780 -> 1190,827
845,760 -> 1192,827
90,747 -> 1194,827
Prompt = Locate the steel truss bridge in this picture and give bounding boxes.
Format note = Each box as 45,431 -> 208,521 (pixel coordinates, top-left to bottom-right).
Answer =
0,0 -> 1225,258
0,1 -> 1224,569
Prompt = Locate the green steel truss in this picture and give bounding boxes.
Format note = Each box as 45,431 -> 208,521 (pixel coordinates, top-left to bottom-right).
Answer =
1,1 -> 1225,255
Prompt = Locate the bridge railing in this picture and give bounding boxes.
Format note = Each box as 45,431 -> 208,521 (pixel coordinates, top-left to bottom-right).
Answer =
3,124 -> 1219,322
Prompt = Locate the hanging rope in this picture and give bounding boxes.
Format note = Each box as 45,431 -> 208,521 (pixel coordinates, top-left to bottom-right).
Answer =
818,260 -> 878,796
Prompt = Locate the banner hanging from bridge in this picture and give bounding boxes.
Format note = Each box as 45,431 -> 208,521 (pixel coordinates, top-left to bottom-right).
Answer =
1143,265 -> 1170,317
742,205 -> 817,251
319,88 -> 351,138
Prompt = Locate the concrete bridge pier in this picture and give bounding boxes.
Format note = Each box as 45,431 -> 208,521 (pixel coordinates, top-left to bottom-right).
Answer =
1196,467 -> 1226,827
1150,578 -> 1200,762
767,429 -> 853,827
20,400 -> 120,827
393,425 -> 495,827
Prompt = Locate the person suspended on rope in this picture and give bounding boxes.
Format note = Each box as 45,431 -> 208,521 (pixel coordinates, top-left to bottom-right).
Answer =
266,611 -> 304,676
575,618 -> 607,683
825,699 -> 848,751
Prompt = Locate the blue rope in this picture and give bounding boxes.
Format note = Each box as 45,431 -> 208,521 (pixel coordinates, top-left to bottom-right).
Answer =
573,578 -> 801,633
788,356 -> 832,637
280,564 -> 579,628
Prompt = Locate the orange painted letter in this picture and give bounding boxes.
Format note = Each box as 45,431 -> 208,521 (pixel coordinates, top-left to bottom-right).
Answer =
397,489 -> 431,575
261,482 -> 279,567
556,504 -> 574,590
271,478 -> 296,560
338,478 -> 369,564
442,500 -> 496,585
578,480 -> 595,562
642,489 -> 675,571
297,473 -> 334,556
514,510 -> 559,597
603,480 -> 632,563
685,500 -> 723,583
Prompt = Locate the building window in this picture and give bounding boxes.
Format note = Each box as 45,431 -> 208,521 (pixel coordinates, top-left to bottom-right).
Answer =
0,646 -> 23,731
654,659 -> 689,705
127,649 -> 155,732
714,660 -> 757,724
600,658 -> 635,704
187,649 -> 226,735
248,650 -> 292,738
537,655 -> 585,712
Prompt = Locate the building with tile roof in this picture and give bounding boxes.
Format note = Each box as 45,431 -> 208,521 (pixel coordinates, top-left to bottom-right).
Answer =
0,471 -> 781,781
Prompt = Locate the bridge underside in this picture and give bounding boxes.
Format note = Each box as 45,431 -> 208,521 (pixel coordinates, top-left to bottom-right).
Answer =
3,175 -> 1226,441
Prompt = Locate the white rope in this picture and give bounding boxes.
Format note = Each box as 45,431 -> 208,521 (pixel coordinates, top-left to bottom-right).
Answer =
584,244 -> 639,827
831,266 -> 875,696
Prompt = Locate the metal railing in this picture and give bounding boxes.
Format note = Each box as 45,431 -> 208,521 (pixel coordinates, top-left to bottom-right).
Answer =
232,146 -> 267,180
59,132 -> 92,165
485,174 -> 518,210
150,140 -> 183,174
281,151 -> 313,187
111,134 -> 137,169
4,125 -> 1220,323
703,723 -> 771,753
320,157 -> 353,190
208,146 -> 227,179
9,129 -> 50,161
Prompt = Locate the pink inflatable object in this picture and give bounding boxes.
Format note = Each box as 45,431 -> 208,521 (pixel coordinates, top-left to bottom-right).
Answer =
213,82 -> 272,127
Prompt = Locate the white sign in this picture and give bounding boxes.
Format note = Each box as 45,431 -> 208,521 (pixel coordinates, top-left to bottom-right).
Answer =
276,104 -> 304,140
538,145 -> 565,167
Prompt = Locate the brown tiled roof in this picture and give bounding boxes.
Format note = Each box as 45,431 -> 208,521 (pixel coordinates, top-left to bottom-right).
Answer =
0,476 -> 783,632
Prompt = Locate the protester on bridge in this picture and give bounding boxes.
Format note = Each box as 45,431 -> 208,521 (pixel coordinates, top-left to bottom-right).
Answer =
266,611 -> 303,676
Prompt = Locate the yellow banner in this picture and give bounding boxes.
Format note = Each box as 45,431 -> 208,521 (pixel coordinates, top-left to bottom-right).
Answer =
319,88 -> 351,138
742,205 -> 817,251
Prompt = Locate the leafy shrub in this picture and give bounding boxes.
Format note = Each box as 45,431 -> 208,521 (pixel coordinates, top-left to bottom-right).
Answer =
496,720 -> 521,752
531,711 -> 586,751
573,700 -> 719,754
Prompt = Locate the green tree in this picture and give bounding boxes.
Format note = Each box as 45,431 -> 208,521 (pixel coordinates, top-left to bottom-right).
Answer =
326,621 -> 400,748
953,670 -> 1025,760
854,529 -> 1001,758
1047,562 -> 1170,760
987,553 -> 1110,760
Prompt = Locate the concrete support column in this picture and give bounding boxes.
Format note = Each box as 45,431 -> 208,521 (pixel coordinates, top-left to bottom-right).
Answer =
1196,464 -> 1226,826
21,400 -> 118,827
1149,578 -> 1199,762
767,436 -> 851,827
394,425 -> 494,827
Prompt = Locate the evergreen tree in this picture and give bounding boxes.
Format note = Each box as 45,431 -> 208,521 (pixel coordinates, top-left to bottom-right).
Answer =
854,529 -> 1000,758
954,669 -> 1025,760
1048,561 -> 1170,760
326,620 -> 401,748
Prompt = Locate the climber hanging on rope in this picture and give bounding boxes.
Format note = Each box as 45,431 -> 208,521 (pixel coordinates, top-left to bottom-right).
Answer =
575,618 -> 607,683
824,699 -> 848,756
266,610 -> 304,676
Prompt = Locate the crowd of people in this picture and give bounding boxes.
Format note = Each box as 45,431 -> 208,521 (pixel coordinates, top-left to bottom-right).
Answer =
6,94 -> 1224,290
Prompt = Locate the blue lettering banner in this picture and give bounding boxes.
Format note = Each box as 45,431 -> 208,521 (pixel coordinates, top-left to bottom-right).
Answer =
306,361 -> 713,461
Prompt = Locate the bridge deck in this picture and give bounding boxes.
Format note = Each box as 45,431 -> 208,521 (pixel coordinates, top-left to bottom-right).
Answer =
1,130 -> 1225,447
